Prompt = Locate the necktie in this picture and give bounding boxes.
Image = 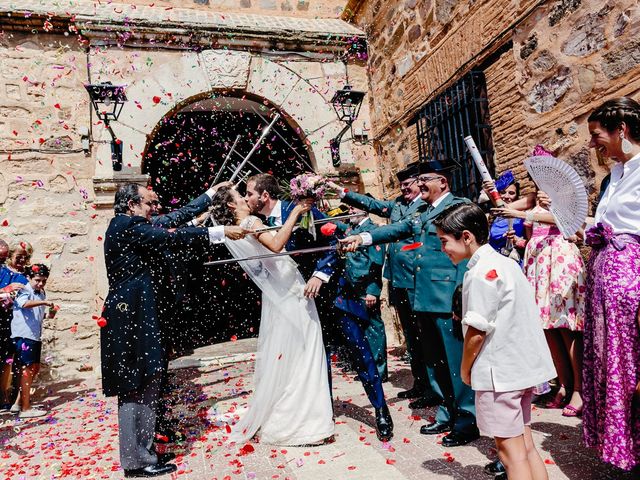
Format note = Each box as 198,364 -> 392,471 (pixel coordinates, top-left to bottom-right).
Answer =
266,216 -> 277,227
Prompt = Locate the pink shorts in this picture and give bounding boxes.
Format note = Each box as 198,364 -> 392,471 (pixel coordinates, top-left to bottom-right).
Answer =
475,388 -> 533,438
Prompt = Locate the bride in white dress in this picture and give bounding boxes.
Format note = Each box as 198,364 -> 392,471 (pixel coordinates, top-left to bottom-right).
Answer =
209,186 -> 334,446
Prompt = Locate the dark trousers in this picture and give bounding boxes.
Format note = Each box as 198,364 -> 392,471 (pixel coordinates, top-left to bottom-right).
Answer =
415,312 -> 477,434
339,312 -> 385,409
392,288 -> 438,398
364,306 -> 388,380
118,373 -> 162,470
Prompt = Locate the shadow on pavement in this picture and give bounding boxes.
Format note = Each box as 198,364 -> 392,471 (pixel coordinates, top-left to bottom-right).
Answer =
533,421 -> 640,480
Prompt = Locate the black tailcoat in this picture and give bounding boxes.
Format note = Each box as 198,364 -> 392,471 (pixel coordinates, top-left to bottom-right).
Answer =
100,214 -> 209,397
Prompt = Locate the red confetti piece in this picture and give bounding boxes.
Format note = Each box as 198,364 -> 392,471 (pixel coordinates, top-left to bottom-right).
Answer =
485,269 -> 498,280
96,317 -> 107,328
225,424 -> 232,433
152,96 -> 161,104
386,459 -> 396,465
238,444 -> 255,456
0,219 -> 7,226
320,223 -> 337,236
401,242 -> 423,251
54,103 -> 61,109
544,459 -> 555,465
230,335 -> 238,342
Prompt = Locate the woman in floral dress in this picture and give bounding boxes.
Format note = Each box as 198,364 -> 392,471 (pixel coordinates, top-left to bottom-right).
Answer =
582,97 -> 640,472
496,182 -> 586,418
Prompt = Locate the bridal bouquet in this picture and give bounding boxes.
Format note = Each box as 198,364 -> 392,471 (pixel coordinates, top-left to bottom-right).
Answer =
288,173 -> 327,238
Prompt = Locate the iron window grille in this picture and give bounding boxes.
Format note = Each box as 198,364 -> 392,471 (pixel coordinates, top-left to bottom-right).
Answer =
413,71 -> 494,201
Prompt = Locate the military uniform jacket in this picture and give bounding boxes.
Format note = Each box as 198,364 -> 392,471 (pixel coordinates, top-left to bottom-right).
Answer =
101,214 -> 209,397
368,193 -> 469,314
335,218 -> 385,320
343,191 -> 425,289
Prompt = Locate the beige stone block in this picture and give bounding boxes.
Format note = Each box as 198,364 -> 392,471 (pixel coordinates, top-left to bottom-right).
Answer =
37,235 -> 66,254
67,240 -> 90,254
285,61 -> 323,80
46,276 -> 87,293
321,61 -> 346,78
6,182 -> 35,200
49,175 -> 72,193
58,221 -> 89,236
12,220 -> 49,235
281,78 -> 337,134
199,49 -> 252,89
247,57 -> 300,106
13,197 -> 67,217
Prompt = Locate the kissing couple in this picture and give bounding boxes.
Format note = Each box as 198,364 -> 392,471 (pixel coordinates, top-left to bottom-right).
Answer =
209,173 -> 336,446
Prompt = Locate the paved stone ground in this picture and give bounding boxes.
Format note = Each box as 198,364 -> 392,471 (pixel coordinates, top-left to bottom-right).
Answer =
0,339 -> 637,480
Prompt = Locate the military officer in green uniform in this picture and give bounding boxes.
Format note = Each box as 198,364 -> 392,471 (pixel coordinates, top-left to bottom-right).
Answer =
327,164 -> 443,409
340,161 -> 480,447
333,206 -> 393,441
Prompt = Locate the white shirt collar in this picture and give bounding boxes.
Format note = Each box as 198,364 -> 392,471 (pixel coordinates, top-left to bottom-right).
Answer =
467,244 -> 495,270
430,191 -> 452,209
265,199 -> 282,219
411,193 -> 422,203
357,216 -> 369,227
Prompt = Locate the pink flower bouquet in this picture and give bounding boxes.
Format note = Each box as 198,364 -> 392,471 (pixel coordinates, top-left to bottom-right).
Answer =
288,173 -> 327,236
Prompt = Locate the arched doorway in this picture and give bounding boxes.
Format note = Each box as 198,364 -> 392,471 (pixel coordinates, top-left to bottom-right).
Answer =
142,93 -> 313,353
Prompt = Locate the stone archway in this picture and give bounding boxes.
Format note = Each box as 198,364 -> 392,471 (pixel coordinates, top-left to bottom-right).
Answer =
91,49 -> 351,188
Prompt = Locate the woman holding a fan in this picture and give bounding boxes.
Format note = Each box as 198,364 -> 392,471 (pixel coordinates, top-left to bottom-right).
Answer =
582,97 -> 640,472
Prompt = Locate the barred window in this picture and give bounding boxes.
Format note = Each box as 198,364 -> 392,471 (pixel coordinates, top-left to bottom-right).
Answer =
413,71 -> 494,201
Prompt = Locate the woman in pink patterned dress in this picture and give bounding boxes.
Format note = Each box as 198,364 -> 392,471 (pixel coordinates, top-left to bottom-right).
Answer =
496,181 -> 587,418
583,97 -> 640,472
522,190 -> 586,418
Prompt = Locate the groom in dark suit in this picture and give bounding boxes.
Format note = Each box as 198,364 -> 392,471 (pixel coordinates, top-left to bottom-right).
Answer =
340,161 -> 480,447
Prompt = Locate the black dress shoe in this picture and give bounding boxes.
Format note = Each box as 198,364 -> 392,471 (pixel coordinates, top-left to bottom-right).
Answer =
397,387 -> 425,399
420,421 -> 452,435
124,463 -> 178,478
484,459 -> 505,475
441,430 -> 480,447
408,395 -> 441,409
156,452 -> 175,464
374,405 -> 394,442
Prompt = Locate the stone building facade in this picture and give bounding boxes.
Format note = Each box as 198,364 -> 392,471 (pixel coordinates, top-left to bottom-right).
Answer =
0,0 -> 386,377
344,0 -> 640,198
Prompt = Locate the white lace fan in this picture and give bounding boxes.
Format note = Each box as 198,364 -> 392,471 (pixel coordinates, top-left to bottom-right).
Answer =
524,155 -> 589,238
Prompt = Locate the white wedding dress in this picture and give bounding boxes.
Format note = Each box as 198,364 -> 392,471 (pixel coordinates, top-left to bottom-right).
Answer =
227,216 -> 334,445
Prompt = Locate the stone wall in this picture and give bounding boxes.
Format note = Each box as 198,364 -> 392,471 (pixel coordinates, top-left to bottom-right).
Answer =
0,32 -> 102,378
346,0 -> 640,198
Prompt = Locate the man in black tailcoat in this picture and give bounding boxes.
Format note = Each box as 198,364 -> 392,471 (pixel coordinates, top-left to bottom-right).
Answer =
101,183 -> 249,478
